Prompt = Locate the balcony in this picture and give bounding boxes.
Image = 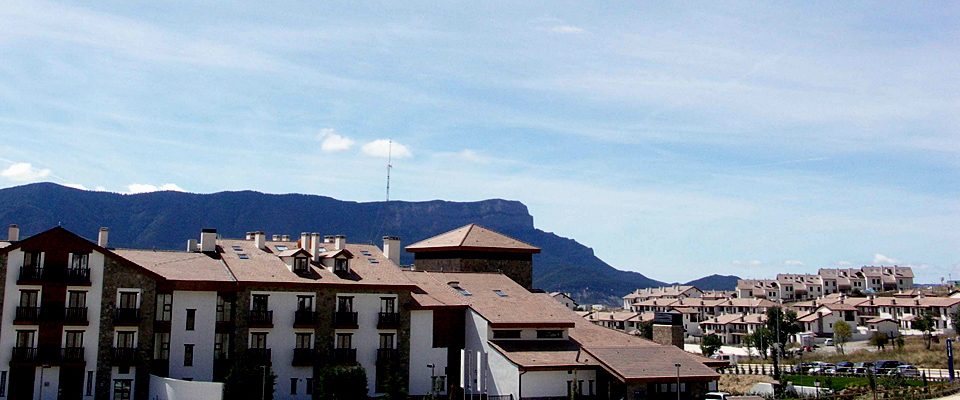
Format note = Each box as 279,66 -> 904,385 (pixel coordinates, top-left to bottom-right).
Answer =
249,310 -> 273,327
112,347 -> 137,365
114,308 -> 141,326
18,266 -> 43,283
378,312 -> 400,329
11,346 -> 85,364
11,347 -> 38,362
60,347 -> 85,362
63,307 -> 89,324
17,267 -> 91,284
247,348 -> 272,365
292,348 -> 317,366
15,306 -> 41,324
376,348 -> 399,364
334,311 -> 358,329
333,348 -> 357,365
293,310 -> 318,327
63,267 -> 91,284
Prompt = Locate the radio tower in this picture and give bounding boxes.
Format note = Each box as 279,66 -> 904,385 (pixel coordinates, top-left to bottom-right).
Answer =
385,140 -> 392,202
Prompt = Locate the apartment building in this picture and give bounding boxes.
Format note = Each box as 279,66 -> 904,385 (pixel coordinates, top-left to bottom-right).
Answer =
622,286 -> 703,309
737,267 -> 914,302
699,314 -> 766,345
0,223 -> 722,400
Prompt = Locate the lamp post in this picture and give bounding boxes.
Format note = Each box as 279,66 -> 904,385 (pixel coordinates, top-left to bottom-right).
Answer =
675,363 -> 681,400
427,364 -> 436,397
814,379 -> 820,400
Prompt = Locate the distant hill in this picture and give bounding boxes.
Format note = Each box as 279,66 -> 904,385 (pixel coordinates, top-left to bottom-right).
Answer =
0,183 -> 665,305
684,274 -> 741,291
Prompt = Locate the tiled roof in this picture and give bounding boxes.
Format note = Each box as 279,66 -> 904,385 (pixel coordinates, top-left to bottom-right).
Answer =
584,346 -> 720,382
113,249 -> 235,282
405,224 -> 540,253
488,340 -> 598,370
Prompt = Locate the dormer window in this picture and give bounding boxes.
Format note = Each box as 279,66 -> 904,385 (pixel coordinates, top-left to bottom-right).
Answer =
537,330 -> 563,339
334,259 -> 349,274
294,257 -> 309,274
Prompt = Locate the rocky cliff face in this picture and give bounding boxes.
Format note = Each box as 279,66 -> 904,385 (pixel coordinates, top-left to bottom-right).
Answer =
0,183 -> 664,305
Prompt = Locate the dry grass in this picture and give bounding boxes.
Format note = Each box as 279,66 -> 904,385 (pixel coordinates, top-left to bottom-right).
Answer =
792,335 -> 954,369
719,374 -> 775,395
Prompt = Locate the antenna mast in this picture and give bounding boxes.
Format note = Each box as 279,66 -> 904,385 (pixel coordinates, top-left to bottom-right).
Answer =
386,140 -> 392,202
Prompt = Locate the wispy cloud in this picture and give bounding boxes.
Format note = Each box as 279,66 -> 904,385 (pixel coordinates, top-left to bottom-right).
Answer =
64,183 -> 88,190
784,260 -> 805,266
551,25 -> 584,34
837,261 -> 852,266
127,183 -> 185,194
362,140 -> 412,159
459,149 -> 488,164
0,162 -> 51,182
315,128 -> 355,153
873,254 -> 901,265
733,260 -> 762,266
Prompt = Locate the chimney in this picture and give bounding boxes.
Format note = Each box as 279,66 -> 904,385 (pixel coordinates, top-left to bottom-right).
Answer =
245,232 -> 253,240
200,229 -> 217,252
324,235 -> 335,244
334,235 -> 345,250
98,228 -> 109,248
272,235 -> 281,241
383,236 -> 401,265
255,232 -> 266,250
310,233 -> 321,261
8,224 -> 18,241
300,232 -> 310,250
187,239 -> 198,252
281,235 -> 290,242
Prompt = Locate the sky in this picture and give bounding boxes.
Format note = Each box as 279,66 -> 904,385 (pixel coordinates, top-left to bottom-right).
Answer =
0,1 -> 958,284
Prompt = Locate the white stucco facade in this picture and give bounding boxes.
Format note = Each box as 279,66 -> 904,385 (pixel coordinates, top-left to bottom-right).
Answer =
408,310 -> 448,396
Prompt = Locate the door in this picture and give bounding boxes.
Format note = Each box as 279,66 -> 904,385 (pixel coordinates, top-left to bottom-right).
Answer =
8,366 -> 35,399
57,366 -> 84,400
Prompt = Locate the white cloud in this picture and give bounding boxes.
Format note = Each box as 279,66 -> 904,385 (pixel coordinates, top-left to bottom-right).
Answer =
127,183 -> 185,194
315,128 -> 354,153
0,162 -> 51,182
551,25 -> 584,34
784,260 -> 805,266
362,139 -> 412,159
837,261 -> 852,266
64,183 -> 88,190
95,186 -> 107,191
873,254 -> 901,265
459,149 -> 488,164
732,260 -> 762,266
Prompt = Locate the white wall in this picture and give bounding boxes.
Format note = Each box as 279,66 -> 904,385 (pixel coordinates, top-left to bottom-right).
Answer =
334,292 -> 399,397
169,291 -> 217,381
408,310 -> 448,396
249,290 -> 317,400
149,374 -> 223,400
462,309 -> 488,395
523,370 -> 597,398
486,348 -> 518,397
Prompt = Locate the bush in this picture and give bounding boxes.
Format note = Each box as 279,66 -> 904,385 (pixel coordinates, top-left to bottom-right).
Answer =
701,334 -> 723,358
316,365 -> 369,400
224,356 -> 276,400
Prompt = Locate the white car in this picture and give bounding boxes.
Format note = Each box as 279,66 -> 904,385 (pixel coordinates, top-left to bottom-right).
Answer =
890,365 -> 920,378
705,392 -> 732,400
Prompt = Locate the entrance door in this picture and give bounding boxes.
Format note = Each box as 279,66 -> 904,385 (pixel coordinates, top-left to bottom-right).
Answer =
8,366 -> 36,399
57,367 -> 84,400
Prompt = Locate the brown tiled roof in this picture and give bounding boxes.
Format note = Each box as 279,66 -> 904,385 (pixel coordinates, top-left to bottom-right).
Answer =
401,270 -> 470,309
113,249 -> 235,282
822,303 -> 857,311
867,317 -> 895,324
584,347 -> 720,382
488,340 -> 599,370
405,224 -> 540,253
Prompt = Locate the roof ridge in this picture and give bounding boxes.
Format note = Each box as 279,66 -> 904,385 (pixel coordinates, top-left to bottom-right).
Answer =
459,224 -> 475,247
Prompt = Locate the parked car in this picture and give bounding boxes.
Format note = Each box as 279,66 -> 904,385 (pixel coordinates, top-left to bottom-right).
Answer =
875,360 -> 904,374
809,364 -> 836,375
890,365 -> 920,378
835,361 -> 854,373
800,361 -> 830,373
824,338 -> 834,346
705,392 -> 732,400
852,362 -> 875,374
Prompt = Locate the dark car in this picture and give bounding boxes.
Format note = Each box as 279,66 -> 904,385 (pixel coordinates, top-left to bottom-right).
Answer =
874,360 -> 904,374
852,362 -> 875,374
835,361 -> 854,374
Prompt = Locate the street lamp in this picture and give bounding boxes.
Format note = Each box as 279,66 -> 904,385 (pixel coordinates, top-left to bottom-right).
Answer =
427,364 -> 436,397
675,363 -> 681,400
814,379 -> 820,400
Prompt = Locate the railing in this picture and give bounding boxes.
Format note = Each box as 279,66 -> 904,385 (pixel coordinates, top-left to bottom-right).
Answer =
334,311 -> 358,328
64,307 -> 88,323
114,308 -> 141,325
250,310 -> 273,326
17,267 -> 90,283
112,347 -> 137,365
15,306 -> 41,322
333,348 -> 357,364
60,347 -> 84,362
293,310 -> 317,326
378,312 -> 400,329
247,348 -> 272,365
18,266 -> 43,282
292,348 -> 316,366
377,348 -> 399,363
64,267 -> 91,284
11,347 -> 38,362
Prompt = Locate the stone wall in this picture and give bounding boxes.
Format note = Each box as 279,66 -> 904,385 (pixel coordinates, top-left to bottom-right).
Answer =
95,257 -> 158,400
652,325 -> 684,349
414,252 -> 533,289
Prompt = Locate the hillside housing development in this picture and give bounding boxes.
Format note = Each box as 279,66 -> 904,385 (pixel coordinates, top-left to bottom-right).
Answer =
0,223 -> 721,400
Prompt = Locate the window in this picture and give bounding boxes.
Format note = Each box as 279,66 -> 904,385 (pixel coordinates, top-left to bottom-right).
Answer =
232,246 -> 243,252
537,330 -> 563,339
296,333 -> 312,349
337,297 -> 353,313
368,258 -> 379,264
335,258 -> 349,273
184,344 -> 194,366
214,333 -> 230,360
23,251 -> 41,269
451,284 -> 472,296
250,333 -> 268,349
154,333 -> 170,360
252,295 -> 269,311
19,290 -> 38,307
86,371 -> 93,396
216,295 -> 233,322
380,333 -> 395,349
275,245 -> 288,251
336,333 -> 352,349
71,253 -> 89,269
306,378 -> 313,395
297,296 -> 313,311
291,378 -> 298,395
156,294 -> 172,322
116,331 -> 135,349
238,254 -> 249,260
65,331 -> 83,348
294,257 -> 309,273
360,250 -> 371,256
493,290 -> 508,297
380,297 -> 396,313
15,330 -> 34,348
492,330 -> 521,339
432,376 -> 446,394
185,309 -> 196,331
113,379 -> 132,400
68,290 -> 86,308
0,371 -> 6,396
119,292 -> 138,309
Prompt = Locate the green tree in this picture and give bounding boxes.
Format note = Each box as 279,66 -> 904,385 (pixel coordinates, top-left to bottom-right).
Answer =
224,355 -> 276,400
893,335 -> 905,351
316,365 -> 369,400
380,360 -> 408,400
764,306 -> 801,381
951,309 -> 960,334
912,311 -> 936,350
751,327 -> 770,360
701,334 -> 723,358
869,332 -> 889,351
833,321 -> 852,355
743,334 -> 756,360
638,321 -> 653,340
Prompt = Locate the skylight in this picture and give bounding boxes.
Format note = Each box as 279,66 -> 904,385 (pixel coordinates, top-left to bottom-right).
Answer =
232,246 -> 243,252
453,285 -> 472,296
368,258 -> 379,264
360,250 -> 372,256
238,254 -> 249,260
494,290 -> 508,297
275,245 -> 288,251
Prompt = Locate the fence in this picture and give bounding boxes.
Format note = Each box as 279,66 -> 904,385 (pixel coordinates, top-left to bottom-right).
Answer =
720,364 -> 955,383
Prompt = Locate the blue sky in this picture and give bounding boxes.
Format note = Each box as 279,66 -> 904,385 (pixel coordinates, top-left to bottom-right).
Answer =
1,1 -> 958,283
